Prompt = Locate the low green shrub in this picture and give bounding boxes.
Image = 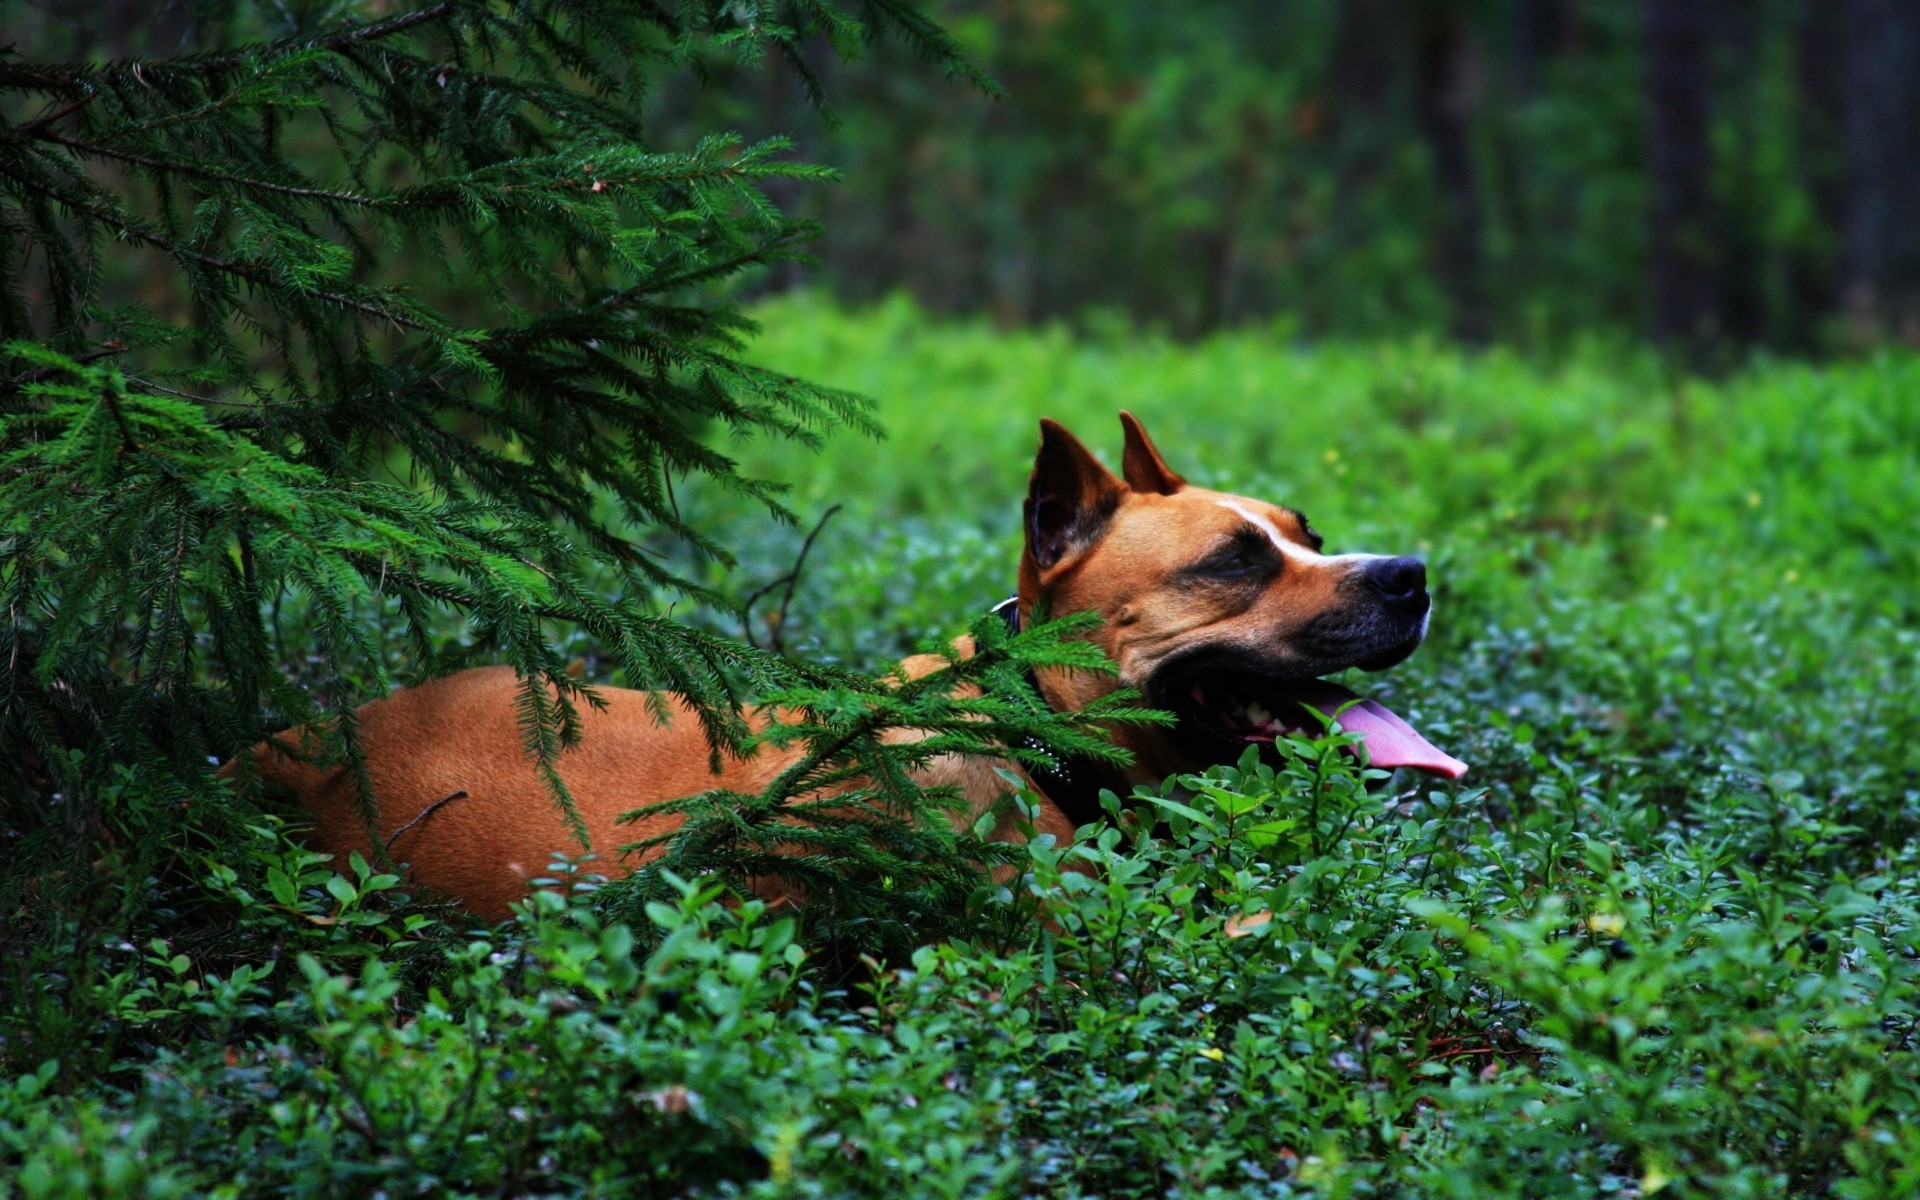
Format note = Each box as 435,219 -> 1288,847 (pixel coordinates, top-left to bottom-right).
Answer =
6,306 -> 1917,1195
6,722 -> 1917,1196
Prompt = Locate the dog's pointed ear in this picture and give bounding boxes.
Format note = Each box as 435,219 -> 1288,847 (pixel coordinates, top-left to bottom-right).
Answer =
1025,418 -> 1125,571
1118,411 -> 1185,495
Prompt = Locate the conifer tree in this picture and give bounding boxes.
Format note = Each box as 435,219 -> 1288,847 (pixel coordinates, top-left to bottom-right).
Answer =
0,1 -> 1123,931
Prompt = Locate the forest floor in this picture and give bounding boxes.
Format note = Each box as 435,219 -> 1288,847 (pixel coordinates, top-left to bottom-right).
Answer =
7,297 -> 1919,1197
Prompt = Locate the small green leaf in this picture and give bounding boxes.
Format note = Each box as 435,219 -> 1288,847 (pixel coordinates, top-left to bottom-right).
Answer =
1139,794 -> 1216,830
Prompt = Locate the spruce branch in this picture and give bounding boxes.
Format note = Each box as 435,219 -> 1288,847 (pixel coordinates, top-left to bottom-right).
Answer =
602,610 -> 1171,956
0,0 -> 994,921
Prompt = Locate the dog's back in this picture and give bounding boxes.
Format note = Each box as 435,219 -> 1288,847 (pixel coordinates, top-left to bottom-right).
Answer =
243,666 -> 786,919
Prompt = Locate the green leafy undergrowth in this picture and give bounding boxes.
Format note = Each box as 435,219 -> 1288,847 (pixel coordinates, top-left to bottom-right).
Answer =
8,307 -> 1919,1195
7,728 -> 1918,1197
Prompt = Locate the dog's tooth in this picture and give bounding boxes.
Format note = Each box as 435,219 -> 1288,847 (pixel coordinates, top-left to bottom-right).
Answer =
1246,702 -> 1272,725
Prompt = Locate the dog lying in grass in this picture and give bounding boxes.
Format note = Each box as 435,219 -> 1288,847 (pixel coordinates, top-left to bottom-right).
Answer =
237,413 -> 1463,919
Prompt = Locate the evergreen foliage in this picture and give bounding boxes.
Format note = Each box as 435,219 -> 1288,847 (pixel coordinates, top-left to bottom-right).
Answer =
0,1 -> 1031,933
610,608 -> 1168,961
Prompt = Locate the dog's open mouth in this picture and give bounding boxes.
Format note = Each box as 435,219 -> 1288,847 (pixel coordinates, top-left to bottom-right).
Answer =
1160,667 -> 1467,779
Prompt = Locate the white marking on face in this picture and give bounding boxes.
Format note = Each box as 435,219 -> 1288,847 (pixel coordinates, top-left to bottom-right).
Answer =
1218,500 -> 1283,544
1214,498 -> 1384,570
1217,500 -> 1314,563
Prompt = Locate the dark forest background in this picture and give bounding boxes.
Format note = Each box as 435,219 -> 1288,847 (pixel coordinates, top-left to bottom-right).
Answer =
32,0 -> 1920,356
646,0 -> 1920,357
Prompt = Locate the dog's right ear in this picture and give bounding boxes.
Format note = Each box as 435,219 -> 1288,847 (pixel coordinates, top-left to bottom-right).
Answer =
1118,411 -> 1186,495
1025,418 -> 1125,571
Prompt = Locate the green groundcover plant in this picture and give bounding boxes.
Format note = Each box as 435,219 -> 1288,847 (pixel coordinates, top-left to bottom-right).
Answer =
5,0 -> 1920,1193
6,729 -> 1919,1197
3,296 -> 1918,1194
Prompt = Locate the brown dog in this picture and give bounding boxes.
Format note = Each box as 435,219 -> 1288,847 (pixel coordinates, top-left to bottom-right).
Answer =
239,413 -> 1463,919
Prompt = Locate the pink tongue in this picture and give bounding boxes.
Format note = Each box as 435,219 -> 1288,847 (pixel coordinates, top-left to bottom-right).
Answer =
1288,681 -> 1468,779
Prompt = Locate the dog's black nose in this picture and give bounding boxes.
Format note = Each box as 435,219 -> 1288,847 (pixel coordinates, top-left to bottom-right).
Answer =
1365,556 -> 1427,602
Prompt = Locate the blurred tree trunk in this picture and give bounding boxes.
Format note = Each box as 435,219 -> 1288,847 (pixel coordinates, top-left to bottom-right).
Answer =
1325,0 -> 1396,335
1642,0 -> 1721,351
1512,0 -> 1568,100
1198,106 -> 1269,331
1840,0 -> 1920,342
46,0 -> 186,56
1792,0 -> 1846,345
1486,0 -> 1568,342
1413,0 -> 1491,343
756,50 -> 819,296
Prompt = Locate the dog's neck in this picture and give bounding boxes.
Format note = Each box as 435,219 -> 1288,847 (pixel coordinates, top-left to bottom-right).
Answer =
994,596 -> 1128,827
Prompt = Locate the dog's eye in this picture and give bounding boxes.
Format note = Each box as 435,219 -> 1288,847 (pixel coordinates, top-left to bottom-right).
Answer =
1193,532 -> 1277,580
1287,507 -> 1326,552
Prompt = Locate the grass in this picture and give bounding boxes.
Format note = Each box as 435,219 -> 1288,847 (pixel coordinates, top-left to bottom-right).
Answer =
4,295 -> 1919,1197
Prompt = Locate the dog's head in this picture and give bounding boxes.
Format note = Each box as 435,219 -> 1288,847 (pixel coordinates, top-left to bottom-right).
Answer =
1017,413 -> 1465,781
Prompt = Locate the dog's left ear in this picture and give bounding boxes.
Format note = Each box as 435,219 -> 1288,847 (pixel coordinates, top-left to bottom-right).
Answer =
1025,419 -> 1125,571
1118,411 -> 1185,495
